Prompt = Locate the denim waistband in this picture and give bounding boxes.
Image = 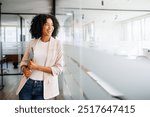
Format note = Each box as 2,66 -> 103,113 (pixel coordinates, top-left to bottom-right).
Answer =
28,78 -> 43,84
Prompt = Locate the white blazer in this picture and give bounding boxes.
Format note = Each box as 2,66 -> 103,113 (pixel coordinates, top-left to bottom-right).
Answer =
16,37 -> 63,99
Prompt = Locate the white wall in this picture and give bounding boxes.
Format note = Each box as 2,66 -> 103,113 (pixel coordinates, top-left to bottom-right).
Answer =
95,20 -> 122,52
62,44 -> 150,99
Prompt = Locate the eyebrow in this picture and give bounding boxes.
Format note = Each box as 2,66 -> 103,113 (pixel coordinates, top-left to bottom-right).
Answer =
45,22 -> 53,26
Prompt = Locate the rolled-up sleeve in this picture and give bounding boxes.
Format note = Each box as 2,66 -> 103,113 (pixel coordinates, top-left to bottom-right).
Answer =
51,41 -> 63,76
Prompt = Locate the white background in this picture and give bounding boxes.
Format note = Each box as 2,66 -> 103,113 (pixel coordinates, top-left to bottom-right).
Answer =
0,100 -> 149,117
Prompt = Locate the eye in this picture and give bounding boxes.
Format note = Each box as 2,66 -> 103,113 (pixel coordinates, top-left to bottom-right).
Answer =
44,23 -> 53,27
44,23 -> 49,26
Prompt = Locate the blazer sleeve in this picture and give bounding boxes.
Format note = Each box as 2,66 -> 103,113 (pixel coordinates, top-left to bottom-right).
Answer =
20,41 -> 32,68
51,40 -> 63,76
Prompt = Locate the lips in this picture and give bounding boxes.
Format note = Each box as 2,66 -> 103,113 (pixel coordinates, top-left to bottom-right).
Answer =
47,30 -> 51,33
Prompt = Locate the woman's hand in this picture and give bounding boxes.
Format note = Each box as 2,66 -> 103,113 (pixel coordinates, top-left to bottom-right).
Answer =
28,60 -> 38,70
28,60 -> 53,74
22,67 -> 32,78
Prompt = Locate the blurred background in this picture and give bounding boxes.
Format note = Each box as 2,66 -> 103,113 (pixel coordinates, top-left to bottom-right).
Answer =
0,0 -> 150,100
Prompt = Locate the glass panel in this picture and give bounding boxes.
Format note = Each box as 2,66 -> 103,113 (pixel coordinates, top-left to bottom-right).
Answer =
1,15 -> 28,75
56,0 -> 84,99
56,0 -> 150,100
5,27 -> 17,42
145,17 -> 150,41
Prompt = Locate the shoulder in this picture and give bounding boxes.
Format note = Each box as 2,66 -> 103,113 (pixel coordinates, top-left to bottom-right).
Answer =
29,39 -> 38,44
52,37 -> 61,44
28,39 -> 39,47
51,37 -> 62,47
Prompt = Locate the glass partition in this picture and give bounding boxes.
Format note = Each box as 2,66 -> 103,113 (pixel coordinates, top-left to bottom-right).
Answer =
1,14 -> 30,75
56,0 -> 150,100
56,0 -> 84,99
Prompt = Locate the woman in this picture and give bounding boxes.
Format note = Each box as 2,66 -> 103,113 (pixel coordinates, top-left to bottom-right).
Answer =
16,14 -> 63,100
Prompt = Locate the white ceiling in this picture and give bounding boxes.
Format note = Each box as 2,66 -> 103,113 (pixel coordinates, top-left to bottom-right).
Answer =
56,0 -> 150,10
2,0 -> 150,14
56,0 -> 150,24
1,0 -> 150,25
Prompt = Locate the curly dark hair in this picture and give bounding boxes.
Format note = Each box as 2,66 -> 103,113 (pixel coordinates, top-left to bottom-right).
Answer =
30,14 -> 60,39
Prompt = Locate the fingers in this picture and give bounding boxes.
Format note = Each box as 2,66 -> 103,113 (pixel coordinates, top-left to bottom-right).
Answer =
28,61 -> 37,70
25,72 -> 32,78
25,73 -> 31,78
24,68 -> 32,78
29,60 -> 34,64
28,61 -> 33,69
28,64 -> 32,69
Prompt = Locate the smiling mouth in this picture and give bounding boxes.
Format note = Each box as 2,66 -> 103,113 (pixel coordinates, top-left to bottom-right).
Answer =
47,30 -> 51,33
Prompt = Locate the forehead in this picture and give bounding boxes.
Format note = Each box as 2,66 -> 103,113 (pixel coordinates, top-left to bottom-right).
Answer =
46,18 -> 53,24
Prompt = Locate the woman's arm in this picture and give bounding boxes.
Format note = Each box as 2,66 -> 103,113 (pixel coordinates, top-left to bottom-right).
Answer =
28,60 -> 52,74
28,40 -> 63,76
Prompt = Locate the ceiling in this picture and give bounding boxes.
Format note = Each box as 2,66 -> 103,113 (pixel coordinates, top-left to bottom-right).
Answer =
1,0 -> 150,14
1,0 -> 150,25
0,0 -> 52,14
56,0 -> 150,10
0,0 -> 52,25
56,0 -> 150,24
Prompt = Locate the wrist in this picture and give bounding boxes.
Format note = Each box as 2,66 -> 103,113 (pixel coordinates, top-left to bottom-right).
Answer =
36,65 -> 41,71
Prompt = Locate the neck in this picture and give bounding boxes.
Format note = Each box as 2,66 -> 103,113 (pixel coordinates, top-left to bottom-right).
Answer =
41,36 -> 51,42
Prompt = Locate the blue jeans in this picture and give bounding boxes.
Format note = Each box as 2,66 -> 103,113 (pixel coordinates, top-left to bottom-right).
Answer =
19,78 -> 44,100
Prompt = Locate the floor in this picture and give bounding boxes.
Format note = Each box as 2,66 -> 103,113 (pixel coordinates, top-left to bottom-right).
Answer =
0,62 -> 64,100
0,75 -> 20,100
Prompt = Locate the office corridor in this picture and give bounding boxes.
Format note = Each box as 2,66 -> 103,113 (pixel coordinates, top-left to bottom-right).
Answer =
1,0 -> 150,100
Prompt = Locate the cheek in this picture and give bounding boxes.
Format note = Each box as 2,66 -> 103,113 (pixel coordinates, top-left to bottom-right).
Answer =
42,28 -> 47,34
42,28 -> 45,33
51,27 -> 54,32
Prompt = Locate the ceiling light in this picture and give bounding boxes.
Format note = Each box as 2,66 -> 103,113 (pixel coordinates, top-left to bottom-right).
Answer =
66,13 -> 72,16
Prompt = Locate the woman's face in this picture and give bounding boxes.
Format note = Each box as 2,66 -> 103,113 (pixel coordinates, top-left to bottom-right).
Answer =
42,18 -> 54,37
